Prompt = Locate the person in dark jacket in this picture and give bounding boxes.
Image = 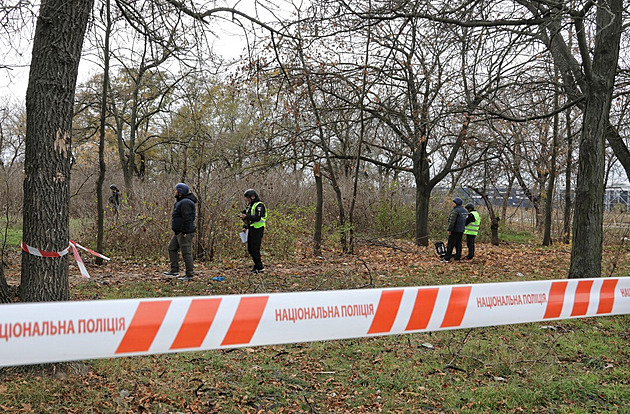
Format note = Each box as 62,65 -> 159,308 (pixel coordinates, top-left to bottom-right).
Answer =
441,197 -> 468,262
163,183 -> 197,281
109,184 -> 121,214
240,189 -> 267,273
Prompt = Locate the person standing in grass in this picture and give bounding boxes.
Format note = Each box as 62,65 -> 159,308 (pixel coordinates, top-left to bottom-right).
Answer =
464,203 -> 481,260
441,197 -> 468,262
163,183 -> 197,281
240,189 -> 267,273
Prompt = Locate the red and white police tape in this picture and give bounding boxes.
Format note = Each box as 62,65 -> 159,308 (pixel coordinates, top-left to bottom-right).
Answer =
21,240 -> 111,279
1,276 -> 629,366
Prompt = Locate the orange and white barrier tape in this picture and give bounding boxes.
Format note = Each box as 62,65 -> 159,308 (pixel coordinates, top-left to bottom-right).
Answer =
1,277 -> 629,367
21,240 -> 111,279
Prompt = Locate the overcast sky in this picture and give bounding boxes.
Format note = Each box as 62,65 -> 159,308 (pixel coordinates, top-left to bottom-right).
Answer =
0,1 -> 277,105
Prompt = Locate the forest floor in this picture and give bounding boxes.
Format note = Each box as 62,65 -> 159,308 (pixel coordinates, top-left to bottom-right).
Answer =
1,240 -> 630,413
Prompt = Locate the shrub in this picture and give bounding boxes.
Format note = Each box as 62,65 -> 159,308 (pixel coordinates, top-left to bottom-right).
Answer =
372,200 -> 415,238
264,204 -> 314,260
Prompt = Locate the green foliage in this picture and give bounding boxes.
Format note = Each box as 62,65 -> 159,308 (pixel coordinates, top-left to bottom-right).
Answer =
499,229 -> 536,243
372,199 -> 415,237
264,204 -> 313,260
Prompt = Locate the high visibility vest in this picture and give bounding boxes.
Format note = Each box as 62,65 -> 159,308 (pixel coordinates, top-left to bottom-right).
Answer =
464,211 -> 480,236
250,201 -> 267,228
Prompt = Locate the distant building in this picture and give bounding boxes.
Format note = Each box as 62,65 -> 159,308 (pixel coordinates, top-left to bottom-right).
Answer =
435,186 -> 630,212
455,187 -> 533,208
604,186 -> 630,212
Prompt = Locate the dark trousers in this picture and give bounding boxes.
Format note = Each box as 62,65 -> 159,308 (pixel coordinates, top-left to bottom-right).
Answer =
466,234 -> 476,259
247,226 -> 265,270
444,231 -> 463,260
168,233 -> 194,276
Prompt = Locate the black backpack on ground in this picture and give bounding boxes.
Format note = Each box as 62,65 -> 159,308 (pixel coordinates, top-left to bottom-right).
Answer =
435,241 -> 446,258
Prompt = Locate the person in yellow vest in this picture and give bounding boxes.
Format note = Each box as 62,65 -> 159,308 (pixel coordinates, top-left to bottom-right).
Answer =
464,203 -> 481,260
240,189 -> 267,273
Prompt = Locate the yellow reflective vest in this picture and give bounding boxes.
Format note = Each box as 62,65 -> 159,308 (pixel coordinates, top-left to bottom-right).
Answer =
464,211 -> 480,236
250,201 -> 267,229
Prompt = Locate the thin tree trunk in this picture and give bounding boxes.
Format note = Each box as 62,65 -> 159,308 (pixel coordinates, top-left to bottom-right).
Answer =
21,0 -> 94,302
194,143 -> 207,261
1,178 -> 13,302
0,269 -> 10,303
563,109 -> 573,244
313,163 -> 323,256
501,175 -> 514,224
543,69 -> 559,246
296,35 -> 347,253
348,30 -> 371,255
96,0 -> 112,265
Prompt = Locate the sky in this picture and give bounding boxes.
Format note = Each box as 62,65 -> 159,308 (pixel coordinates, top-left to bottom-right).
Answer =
0,1 -> 276,105
1,35 -> 248,105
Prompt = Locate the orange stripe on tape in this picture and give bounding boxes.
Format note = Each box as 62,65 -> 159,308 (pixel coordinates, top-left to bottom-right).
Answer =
116,301 -> 171,354
405,288 -> 439,331
543,281 -> 568,319
367,290 -> 404,334
440,286 -> 471,328
221,296 -> 269,346
571,280 -> 594,317
597,279 -> 618,314
170,298 -> 222,350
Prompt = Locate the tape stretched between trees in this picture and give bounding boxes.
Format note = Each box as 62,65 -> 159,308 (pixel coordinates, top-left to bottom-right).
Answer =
1,277 -> 629,367
21,241 -> 111,279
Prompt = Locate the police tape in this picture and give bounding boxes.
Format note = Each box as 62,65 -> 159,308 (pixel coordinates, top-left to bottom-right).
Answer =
21,240 -> 111,279
1,277 -> 629,367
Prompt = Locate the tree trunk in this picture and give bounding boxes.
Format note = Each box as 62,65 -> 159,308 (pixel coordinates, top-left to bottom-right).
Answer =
415,183 -> 431,247
296,35 -> 347,253
569,0 -> 622,279
562,109 -> 573,244
0,268 -> 11,303
479,193 -> 500,246
21,0 -> 94,302
96,0 -> 111,266
501,175 -> 514,224
543,71 -> 559,246
313,163 -> 323,256
194,147 -> 207,261
490,217 -> 500,246
1,182 -> 13,302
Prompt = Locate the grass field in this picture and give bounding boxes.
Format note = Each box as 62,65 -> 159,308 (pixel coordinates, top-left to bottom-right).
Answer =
1,240 -> 629,413
0,223 -> 21,248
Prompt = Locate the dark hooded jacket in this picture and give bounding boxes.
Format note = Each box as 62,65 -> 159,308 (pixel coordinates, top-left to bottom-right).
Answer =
447,205 -> 468,233
172,192 -> 198,234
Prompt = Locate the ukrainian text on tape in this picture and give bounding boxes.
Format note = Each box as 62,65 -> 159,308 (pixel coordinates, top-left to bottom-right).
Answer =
1,277 -> 629,366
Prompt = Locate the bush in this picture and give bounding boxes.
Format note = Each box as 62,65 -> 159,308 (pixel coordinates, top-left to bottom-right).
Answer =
372,200 -> 415,237
264,204 -> 314,260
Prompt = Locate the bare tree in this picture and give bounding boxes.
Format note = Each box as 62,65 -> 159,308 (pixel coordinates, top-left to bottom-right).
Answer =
0,103 -> 25,302
542,68 -> 560,246
95,0 -> 113,265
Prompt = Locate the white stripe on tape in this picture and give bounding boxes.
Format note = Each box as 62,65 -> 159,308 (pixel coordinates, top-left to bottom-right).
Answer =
1,277 -> 629,367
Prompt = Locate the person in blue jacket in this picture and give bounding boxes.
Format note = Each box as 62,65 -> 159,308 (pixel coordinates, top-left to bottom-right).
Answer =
441,197 -> 468,262
163,183 -> 197,281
